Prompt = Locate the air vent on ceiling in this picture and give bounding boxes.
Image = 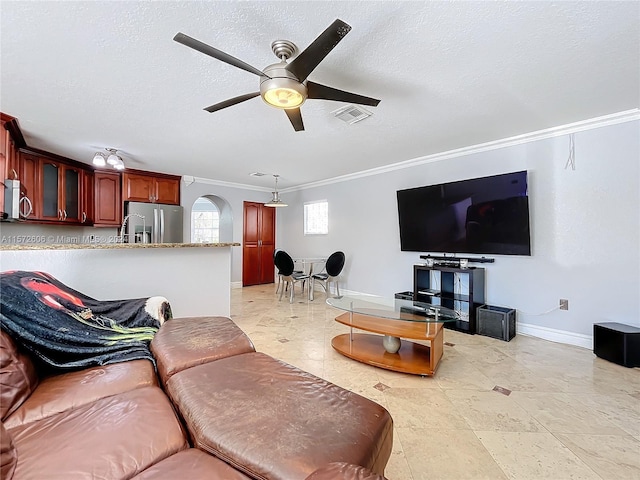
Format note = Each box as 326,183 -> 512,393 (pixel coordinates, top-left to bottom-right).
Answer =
249,172 -> 267,177
332,105 -> 373,124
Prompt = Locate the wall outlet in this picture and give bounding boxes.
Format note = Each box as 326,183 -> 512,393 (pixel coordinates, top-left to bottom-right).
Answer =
560,299 -> 569,310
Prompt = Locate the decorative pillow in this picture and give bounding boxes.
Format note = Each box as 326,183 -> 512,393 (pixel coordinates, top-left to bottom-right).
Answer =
0,422 -> 17,480
0,329 -> 39,421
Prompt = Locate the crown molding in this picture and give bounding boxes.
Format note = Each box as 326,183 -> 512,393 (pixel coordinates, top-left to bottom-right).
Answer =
184,176 -> 273,192
289,108 -> 640,192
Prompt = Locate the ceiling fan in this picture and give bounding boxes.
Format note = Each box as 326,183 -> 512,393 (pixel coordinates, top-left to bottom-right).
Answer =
173,19 -> 380,132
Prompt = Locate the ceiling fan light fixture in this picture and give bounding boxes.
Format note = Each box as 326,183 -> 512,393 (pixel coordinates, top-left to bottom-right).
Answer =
260,73 -> 307,109
93,147 -> 125,170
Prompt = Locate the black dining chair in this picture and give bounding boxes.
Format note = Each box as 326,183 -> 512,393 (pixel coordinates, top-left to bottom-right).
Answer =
310,251 -> 345,301
274,250 -> 310,303
274,249 -> 304,295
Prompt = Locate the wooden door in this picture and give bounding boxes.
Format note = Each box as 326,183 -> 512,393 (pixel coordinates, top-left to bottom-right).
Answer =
242,201 -> 276,286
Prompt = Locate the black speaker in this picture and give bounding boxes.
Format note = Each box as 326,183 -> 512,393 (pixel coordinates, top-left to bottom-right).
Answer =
477,305 -> 516,341
593,322 -> 640,367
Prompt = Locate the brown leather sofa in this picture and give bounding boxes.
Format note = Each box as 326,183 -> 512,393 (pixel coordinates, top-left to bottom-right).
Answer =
1,315 -> 393,479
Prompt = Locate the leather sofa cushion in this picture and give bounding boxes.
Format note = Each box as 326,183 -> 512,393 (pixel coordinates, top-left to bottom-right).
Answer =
4,359 -> 157,428
166,352 -> 393,480
0,422 -> 17,480
131,449 -> 252,480
151,316 -> 255,385
0,330 -> 38,421
306,462 -> 389,480
8,386 -> 188,479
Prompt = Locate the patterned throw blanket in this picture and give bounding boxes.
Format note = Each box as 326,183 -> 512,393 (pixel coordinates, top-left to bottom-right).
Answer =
0,270 -> 172,370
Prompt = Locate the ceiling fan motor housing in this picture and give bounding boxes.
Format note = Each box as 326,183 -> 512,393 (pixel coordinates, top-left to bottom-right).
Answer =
260,62 -> 308,109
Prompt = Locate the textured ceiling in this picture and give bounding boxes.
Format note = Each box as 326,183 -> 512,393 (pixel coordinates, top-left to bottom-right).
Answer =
1,1 -> 639,189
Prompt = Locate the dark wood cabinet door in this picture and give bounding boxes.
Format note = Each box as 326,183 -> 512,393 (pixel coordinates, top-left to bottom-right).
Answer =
242,201 -> 276,286
40,159 -> 61,220
94,172 -> 122,226
123,172 -> 154,203
81,169 -> 94,224
19,152 -> 41,220
62,165 -> 82,222
155,177 -> 180,205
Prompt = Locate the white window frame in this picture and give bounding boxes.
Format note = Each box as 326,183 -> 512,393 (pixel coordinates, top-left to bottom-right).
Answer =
191,198 -> 220,243
304,200 -> 328,235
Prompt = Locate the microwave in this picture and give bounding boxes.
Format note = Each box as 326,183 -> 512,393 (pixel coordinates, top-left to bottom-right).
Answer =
3,179 -> 33,220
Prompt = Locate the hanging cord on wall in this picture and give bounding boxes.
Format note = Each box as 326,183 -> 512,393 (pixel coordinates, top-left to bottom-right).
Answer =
564,134 -> 576,170
516,305 -> 561,317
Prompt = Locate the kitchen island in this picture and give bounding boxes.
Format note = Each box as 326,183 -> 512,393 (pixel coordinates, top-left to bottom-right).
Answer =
0,242 -> 240,317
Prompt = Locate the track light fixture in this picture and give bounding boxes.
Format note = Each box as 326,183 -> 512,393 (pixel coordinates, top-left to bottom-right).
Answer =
93,148 -> 125,170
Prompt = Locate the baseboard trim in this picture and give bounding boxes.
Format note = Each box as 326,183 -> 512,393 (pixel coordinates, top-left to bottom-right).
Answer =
517,322 -> 592,350
231,281 -> 243,289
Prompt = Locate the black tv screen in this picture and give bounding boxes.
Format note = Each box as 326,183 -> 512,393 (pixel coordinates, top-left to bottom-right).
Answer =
397,171 -> 531,255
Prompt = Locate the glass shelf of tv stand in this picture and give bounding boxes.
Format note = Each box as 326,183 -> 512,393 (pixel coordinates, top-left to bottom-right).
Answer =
327,295 -> 459,323
417,290 -> 471,303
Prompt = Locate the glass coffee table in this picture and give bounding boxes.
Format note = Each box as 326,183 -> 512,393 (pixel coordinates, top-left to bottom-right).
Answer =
326,295 -> 459,376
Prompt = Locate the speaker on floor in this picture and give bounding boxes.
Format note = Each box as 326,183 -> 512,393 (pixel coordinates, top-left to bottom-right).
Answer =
477,305 -> 516,341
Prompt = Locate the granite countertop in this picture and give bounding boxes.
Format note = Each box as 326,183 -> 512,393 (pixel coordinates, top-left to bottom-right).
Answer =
0,242 -> 240,251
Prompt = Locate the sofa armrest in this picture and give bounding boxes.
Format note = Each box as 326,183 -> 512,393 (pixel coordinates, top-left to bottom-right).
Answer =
306,462 -> 389,480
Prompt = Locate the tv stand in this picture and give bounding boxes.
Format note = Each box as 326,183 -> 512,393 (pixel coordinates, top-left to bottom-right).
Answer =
413,265 -> 486,334
419,255 -> 495,264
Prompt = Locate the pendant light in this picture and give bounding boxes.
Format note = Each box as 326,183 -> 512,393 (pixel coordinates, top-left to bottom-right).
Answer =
264,174 -> 287,208
93,148 -> 125,170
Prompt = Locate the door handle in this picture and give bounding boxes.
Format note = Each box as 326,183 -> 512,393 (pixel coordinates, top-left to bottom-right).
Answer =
160,209 -> 165,243
19,196 -> 33,218
153,208 -> 158,243
62,210 -> 67,220
82,212 -> 87,223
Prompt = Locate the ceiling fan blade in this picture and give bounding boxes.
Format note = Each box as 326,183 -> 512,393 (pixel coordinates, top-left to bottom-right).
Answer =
174,32 -> 269,79
286,19 -> 352,82
204,92 -> 260,113
284,108 -> 305,132
307,81 -> 380,107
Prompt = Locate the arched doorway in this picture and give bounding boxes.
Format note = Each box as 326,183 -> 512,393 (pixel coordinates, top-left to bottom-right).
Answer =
190,195 -> 233,243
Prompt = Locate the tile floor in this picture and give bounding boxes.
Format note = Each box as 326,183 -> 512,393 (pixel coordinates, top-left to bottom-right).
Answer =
230,285 -> 640,480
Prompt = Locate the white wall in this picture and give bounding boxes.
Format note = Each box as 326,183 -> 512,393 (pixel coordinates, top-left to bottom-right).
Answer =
276,120 -> 640,345
0,246 -> 234,317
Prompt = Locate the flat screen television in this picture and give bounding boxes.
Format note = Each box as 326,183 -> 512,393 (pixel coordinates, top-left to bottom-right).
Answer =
397,171 -> 531,255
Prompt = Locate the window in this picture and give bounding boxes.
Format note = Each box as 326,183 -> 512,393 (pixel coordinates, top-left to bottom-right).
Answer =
304,200 -> 328,235
191,197 -> 220,243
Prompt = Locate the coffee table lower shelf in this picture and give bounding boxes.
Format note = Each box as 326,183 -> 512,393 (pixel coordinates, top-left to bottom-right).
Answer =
331,332 -> 442,376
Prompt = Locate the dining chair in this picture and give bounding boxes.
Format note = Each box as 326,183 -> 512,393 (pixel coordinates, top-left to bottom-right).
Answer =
274,250 -> 310,303
310,251 -> 345,301
274,249 -> 304,294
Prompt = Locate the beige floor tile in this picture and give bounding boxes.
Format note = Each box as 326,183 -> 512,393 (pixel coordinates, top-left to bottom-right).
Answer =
397,427 -> 509,479
383,388 -> 470,430
445,390 -> 545,432
477,431 -> 601,479
571,393 -> 640,437
383,427 -> 415,480
510,392 -> 627,435
554,433 -> 640,480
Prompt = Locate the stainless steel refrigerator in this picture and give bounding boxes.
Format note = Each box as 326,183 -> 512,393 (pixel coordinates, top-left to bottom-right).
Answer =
123,202 -> 184,244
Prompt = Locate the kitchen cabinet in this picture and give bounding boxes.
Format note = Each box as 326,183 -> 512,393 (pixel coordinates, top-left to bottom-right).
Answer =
94,171 -> 122,226
242,201 -> 276,286
17,152 -> 40,219
81,169 -> 94,224
40,158 -> 83,223
122,171 -> 180,205
1,114 -> 25,215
